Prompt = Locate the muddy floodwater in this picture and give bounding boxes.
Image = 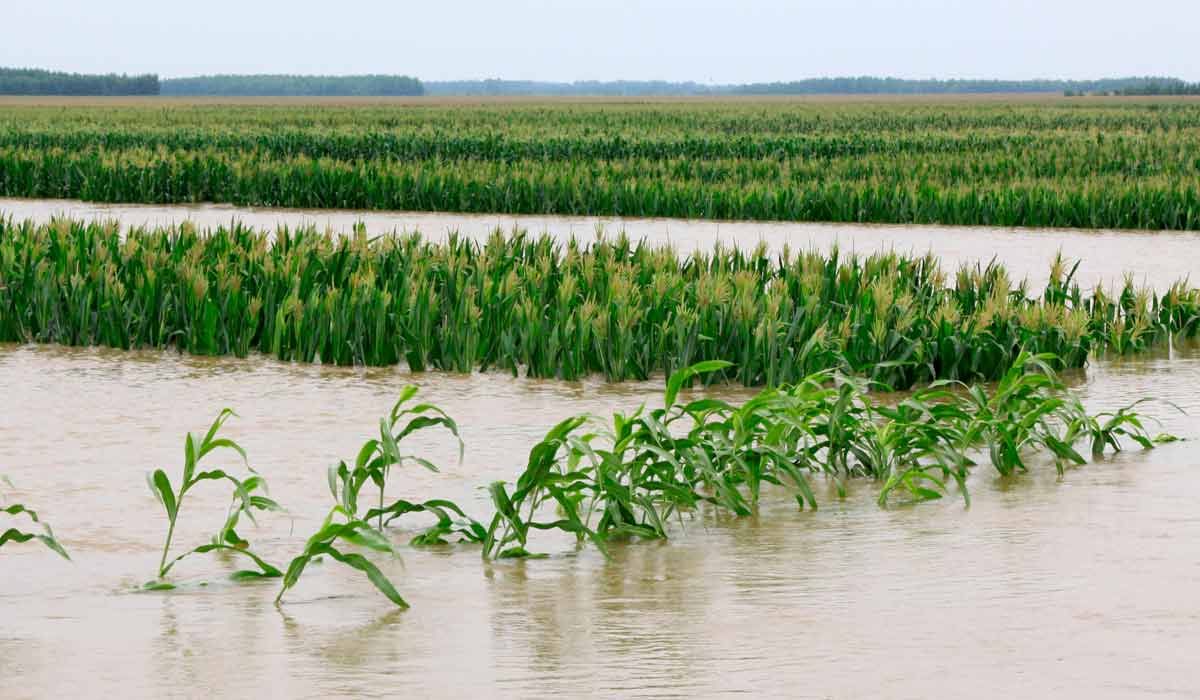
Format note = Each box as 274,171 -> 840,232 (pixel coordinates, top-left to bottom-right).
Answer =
2,199 -> 1200,697
1,340 -> 1199,699
3,197 -> 1200,292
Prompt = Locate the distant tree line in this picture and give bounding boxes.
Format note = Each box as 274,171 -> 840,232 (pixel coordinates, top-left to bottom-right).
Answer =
1109,79 -> 1200,96
4,67 -> 1196,98
428,76 -> 1200,97
161,75 -> 424,97
733,77 -> 1062,94
731,77 -> 1196,96
0,67 -> 159,96
424,79 -> 724,97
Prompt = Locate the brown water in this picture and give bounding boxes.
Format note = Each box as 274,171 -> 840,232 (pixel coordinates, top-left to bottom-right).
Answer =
3,197 -> 1199,292
1,342 -> 1199,699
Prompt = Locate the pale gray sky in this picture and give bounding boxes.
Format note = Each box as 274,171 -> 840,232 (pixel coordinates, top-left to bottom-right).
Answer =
6,0 -> 1199,82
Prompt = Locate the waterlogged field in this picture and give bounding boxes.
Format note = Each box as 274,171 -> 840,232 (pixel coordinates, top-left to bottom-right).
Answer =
1,342 -> 1198,698
0,97 -> 1199,229
3,98 -> 1200,698
5,196 -> 1200,295
1,218 -> 1198,698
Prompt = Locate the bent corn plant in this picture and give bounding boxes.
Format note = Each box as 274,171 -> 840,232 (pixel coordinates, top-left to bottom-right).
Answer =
482,357 -> 1178,558
278,388 -> 479,607
146,409 -> 283,589
1,475 -> 69,559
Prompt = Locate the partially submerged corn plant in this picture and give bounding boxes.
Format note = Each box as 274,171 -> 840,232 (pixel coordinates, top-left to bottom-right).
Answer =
483,414 -> 604,560
482,360 -> 823,559
341,385 -> 466,532
277,387 -> 479,607
146,409 -> 283,589
1,475 -> 69,559
482,356 -> 1179,559
276,506 -> 408,608
3,218 -> 1198,389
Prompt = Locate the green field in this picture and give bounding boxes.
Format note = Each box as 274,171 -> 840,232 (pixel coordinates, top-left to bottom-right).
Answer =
1,97 -> 1200,229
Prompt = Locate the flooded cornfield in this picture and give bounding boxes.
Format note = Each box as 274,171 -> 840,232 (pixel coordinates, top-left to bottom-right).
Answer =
1,341 -> 1198,698
3,200 -> 1200,699
7,7 -> 1200,697
3,197 -> 1199,292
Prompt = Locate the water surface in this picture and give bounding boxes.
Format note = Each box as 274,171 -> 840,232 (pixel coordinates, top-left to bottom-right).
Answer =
2,342 -> 1198,699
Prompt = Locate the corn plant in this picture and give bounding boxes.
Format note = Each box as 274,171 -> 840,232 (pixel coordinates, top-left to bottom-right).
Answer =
1,475 -> 69,559
276,505 -> 408,608
1057,398 -> 1181,473
3,100 -> 1200,230
483,415 -> 601,560
278,388 -> 477,607
3,218 -> 1197,390
325,385 -> 466,531
146,409 -> 283,589
949,352 -> 1170,477
481,357 -> 1179,559
871,385 -> 974,506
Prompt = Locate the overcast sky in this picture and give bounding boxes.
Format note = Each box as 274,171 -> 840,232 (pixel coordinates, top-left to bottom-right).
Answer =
6,0 -> 1199,82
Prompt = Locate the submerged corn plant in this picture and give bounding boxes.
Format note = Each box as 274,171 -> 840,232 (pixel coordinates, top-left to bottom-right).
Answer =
480,357 -> 1179,559
277,387 -> 479,607
953,353 -> 1179,480
1,475 -> 70,559
276,505 -> 408,607
146,409 -> 283,589
482,360 -> 821,559
482,415 -> 602,560
340,385 -> 466,531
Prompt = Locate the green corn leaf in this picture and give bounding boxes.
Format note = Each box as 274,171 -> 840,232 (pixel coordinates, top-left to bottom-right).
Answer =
318,543 -> 409,609
183,433 -> 198,484
665,360 -> 734,408
151,469 -> 177,520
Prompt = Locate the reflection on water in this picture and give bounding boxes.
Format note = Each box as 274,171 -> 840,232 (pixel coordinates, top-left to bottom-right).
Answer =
2,197 -> 1199,292
1,342 -> 1199,699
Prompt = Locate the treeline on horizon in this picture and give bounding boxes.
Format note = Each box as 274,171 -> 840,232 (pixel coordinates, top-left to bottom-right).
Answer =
0,67 -> 159,96
160,74 -> 425,96
2,67 -> 1198,97
1110,78 -> 1200,96
729,76 -> 1188,95
423,79 -> 725,96
426,76 -> 1197,96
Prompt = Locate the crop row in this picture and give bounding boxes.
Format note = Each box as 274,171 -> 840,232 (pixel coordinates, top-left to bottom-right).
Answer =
3,149 -> 1200,229
0,128 -> 1071,162
1,218 -> 1196,388
6,101 -> 1200,136
2,101 -> 1200,228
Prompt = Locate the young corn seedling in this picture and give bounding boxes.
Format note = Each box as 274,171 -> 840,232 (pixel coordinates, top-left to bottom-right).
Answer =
343,385 -> 468,534
482,361 -> 734,560
1055,397 -> 1182,474
872,385 -> 974,506
482,414 -> 601,560
278,386 -> 477,608
146,409 -> 283,589
1,475 -> 70,560
276,504 -> 408,608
